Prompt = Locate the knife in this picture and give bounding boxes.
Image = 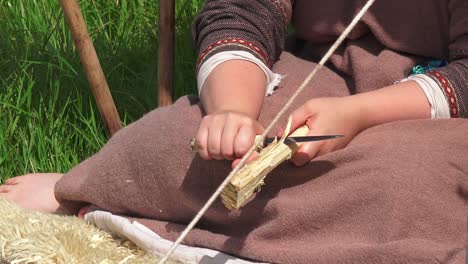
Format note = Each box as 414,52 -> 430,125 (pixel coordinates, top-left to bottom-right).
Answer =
263,135 -> 344,145
191,135 -> 344,153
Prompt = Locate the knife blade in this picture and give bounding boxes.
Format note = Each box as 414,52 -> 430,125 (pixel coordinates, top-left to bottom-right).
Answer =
263,135 -> 344,145
191,135 -> 344,153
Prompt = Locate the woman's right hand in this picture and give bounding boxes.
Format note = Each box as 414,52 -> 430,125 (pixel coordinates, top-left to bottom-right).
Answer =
195,111 -> 264,161
196,59 -> 266,163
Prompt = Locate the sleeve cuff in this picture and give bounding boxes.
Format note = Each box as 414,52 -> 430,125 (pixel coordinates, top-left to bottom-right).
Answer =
400,74 -> 451,119
197,51 -> 284,97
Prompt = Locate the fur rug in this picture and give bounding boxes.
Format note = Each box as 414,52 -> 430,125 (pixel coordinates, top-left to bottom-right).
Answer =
0,199 -> 170,263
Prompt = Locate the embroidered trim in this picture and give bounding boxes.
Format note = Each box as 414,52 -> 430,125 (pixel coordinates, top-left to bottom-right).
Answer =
426,70 -> 460,118
197,38 -> 269,67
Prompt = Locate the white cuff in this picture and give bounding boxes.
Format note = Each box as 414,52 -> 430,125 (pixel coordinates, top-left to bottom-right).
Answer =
197,51 -> 284,96
400,74 -> 451,119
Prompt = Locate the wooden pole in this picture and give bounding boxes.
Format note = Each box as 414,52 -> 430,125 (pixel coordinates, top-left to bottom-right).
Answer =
157,0 -> 175,106
59,0 -> 122,136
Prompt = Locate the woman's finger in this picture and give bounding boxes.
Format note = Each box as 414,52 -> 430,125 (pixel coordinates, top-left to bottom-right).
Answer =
233,124 -> 256,158
207,115 -> 225,160
290,141 -> 321,166
291,102 -> 315,131
196,118 -> 211,160
290,126 -> 323,166
220,114 -> 240,160
278,101 -> 315,137
231,151 -> 259,169
251,119 -> 265,135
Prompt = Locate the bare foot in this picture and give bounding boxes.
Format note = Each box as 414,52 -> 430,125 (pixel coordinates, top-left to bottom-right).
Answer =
0,173 -> 63,213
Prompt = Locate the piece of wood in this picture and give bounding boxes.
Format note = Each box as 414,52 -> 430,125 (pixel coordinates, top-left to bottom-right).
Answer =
221,124 -> 310,210
60,0 -> 122,136
157,0 -> 175,106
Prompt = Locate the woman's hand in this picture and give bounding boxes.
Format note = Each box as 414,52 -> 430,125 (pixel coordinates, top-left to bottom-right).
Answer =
197,59 -> 266,163
283,97 -> 364,166
196,111 -> 264,161
282,81 -> 432,166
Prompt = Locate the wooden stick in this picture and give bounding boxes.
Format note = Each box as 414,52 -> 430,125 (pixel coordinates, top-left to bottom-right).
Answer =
59,0 -> 122,136
157,0 -> 175,106
221,123 -> 309,210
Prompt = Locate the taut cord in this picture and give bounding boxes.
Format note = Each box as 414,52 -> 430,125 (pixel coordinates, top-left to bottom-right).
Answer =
158,0 -> 376,262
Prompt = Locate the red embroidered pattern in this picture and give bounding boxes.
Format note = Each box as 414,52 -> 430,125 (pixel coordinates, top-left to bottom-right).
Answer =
427,70 -> 460,118
197,37 -> 269,66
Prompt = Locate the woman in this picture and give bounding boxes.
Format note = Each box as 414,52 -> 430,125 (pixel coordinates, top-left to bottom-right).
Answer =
1,0 -> 467,263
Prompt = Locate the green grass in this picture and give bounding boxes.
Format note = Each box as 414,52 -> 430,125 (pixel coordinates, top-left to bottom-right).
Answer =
0,0 -> 203,179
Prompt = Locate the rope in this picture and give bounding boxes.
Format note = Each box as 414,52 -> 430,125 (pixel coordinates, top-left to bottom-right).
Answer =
157,0 -> 376,262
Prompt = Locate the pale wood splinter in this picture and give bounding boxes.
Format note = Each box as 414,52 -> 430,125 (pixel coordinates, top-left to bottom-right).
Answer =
221,118 -> 309,210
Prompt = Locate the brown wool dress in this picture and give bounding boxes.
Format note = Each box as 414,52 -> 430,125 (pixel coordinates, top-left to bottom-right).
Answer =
55,1 -> 468,263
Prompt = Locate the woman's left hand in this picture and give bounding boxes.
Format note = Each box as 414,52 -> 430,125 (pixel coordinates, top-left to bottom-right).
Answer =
283,97 -> 365,166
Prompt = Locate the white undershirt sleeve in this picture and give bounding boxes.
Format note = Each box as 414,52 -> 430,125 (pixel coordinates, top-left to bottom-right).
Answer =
197,51 -> 284,96
400,74 -> 451,119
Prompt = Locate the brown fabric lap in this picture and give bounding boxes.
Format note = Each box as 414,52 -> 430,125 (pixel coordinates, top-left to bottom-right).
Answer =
75,118 -> 468,264
55,52 -> 468,263
55,51 -> 350,217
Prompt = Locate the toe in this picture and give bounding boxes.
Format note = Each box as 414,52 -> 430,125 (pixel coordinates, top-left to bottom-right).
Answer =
77,205 -> 91,218
0,178 -> 18,193
0,185 -> 12,193
4,178 -> 18,185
